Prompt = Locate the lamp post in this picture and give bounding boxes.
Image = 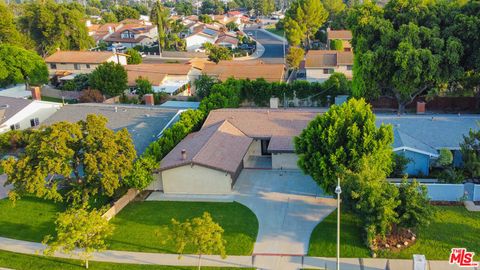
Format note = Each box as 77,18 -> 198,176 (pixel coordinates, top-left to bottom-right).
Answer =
335,177 -> 342,270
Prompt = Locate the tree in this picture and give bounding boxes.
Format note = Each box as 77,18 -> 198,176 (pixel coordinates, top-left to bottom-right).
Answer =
0,44 -> 48,89
135,77 -> 153,97
322,0 -> 345,20
2,115 -> 136,205
126,48 -> 142,64
195,75 -> 218,99
390,153 -> 410,177
436,148 -> 453,167
234,0 -> 255,10
43,207 -> 114,269
124,155 -> 158,190
150,1 -> 170,56
283,0 -> 328,47
175,1 -> 194,15
396,179 -> 433,229
226,22 -> 238,31
132,3 -> 149,15
201,0 -> 224,14
295,98 -> 394,193
254,0 -> 275,16
286,46 -> 304,70
63,74 -> 90,92
347,0 -> 465,113
204,43 -> 232,64
101,11 -> 118,23
113,6 -> 140,21
89,62 -> 128,97
199,14 -> 213,24
460,127 -> 480,181
171,212 -> 226,269
330,39 -> 344,51
0,1 -> 31,48
20,2 -> 95,56
198,84 -> 240,113
79,89 -> 104,103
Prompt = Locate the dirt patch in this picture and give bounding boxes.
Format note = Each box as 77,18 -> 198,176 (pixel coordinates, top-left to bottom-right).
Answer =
431,201 -> 464,206
374,228 -> 417,252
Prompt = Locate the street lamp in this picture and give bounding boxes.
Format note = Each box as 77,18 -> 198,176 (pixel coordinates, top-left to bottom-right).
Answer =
335,177 -> 342,270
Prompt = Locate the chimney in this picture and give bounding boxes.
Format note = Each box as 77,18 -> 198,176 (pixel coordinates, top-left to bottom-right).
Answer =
31,87 -> 41,101
144,94 -> 154,106
181,149 -> 187,160
416,101 -> 426,114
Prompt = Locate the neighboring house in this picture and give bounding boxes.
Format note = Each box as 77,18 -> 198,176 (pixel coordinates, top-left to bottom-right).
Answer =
185,27 -> 219,51
376,114 -> 480,176
0,89 -> 62,134
126,64 -> 201,96
202,61 -> 286,82
45,51 -> 128,76
215,33 -> 239,49
43,103 -> 180,154
326,28 -> 352,52
150,108 -> 325,194
304,50 -> 353,82
90,23 -> 124,43
104,24 -> 157,48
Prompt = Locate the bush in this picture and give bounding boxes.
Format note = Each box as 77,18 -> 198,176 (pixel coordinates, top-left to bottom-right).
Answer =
124,155 -> 158,190
391,153 -> 410,177
79,89 -> 104,103
436,148 -> 453,167
126,48 -> 142,64
330,39 -> 344,51
397,179 -> 433,229
438,167 -> 465,184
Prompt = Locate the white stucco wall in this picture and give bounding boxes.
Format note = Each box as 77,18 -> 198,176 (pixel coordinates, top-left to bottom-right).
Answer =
47,55 -> 127,75
243,140 -> 261,162
161,164 -> 233,194
0,101 -> 62,133
186,35 -> 216,51
306,66 -> 352,82
272,153 -> 299,170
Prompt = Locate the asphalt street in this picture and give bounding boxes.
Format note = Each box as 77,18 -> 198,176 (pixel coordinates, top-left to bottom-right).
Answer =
244,28 -> 287,64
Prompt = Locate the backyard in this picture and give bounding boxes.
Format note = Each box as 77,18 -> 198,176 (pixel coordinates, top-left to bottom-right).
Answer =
0,198 -> 258,256
308,206 -> 480,260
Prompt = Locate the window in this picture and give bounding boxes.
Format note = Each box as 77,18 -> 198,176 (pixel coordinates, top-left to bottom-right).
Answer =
30,117 -> 40,127
86,64 -> 91,69
10,123 -> 20,130
323,68 -> 334,74
347,65 -> 353,70
50,63 -> 57,69
74,64 -> 80,70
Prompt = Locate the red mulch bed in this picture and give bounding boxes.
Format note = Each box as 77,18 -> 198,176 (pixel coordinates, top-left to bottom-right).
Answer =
374,228 -> 417,252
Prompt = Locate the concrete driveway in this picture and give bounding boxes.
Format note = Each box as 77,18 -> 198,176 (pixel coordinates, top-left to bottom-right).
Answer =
0,175 -> 10,199
233,169 -> 336,256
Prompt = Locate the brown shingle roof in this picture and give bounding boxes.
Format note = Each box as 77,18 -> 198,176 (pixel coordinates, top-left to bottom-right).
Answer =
327,29 -> 352,40
45,51 -> 116,64
203,108 -> 325,151
305,50 -> 353,68
160,120 -> 253,174
202,61 -> 285,82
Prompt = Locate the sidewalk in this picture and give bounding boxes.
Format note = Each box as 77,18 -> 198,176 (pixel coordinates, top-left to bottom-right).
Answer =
234,41 -> 265,61
0,237 -> 476,270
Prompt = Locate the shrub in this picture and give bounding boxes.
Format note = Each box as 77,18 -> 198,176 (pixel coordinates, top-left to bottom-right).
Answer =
79,89 -> 104,103
330,39 -> 344,51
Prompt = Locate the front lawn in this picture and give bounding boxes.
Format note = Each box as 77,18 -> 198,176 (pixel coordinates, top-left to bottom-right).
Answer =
0,197 -> 64,242
264,24 -> 285,38
0,250 -> 254,270
108,201 -> 258,255
308,206 -> 480,260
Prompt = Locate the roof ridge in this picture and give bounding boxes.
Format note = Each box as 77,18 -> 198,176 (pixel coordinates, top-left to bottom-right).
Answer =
192,120 -> 240,164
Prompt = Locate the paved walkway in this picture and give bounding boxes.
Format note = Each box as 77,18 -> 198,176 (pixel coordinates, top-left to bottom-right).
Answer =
465,201 -> 480,211
233,169 -> 336,255
0,237 -> 476,270
0,175 -> 10,199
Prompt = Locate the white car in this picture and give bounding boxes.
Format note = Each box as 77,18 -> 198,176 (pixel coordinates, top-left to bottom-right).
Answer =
247,32 -> 253,36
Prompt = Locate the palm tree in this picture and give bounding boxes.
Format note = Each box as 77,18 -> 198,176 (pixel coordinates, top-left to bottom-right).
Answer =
150,1 -> 170,57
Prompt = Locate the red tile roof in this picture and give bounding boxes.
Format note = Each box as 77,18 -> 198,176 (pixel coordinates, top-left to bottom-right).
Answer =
305,50 -> 353,68
45,51 -> 117,64
202,61 -> 285,82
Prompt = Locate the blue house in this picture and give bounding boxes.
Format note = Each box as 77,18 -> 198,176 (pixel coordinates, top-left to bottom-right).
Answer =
376,114 -> 480,176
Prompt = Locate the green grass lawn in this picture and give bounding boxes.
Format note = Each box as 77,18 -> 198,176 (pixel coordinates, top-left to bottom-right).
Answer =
41,96 -> 76,104
0,197 -> 65,242
0,250 -> 254,270
308,210 -> 370,258
108,201 -> 258,255
308,206 -> 480,260
264,24 -> 285,38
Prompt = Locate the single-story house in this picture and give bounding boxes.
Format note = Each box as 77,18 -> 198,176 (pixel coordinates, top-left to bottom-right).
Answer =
201,61 -> 286,82
104,24 -> 157,48
45,50 -> 128,76
304,50 -> 353,82
42,103 -> 180,154
151,108 -> 325,194
326,28 -> 352,52
376,114 -> 480,176
0,88 -> 62,134
126,64 -> 202,96
185,26 -> 220,52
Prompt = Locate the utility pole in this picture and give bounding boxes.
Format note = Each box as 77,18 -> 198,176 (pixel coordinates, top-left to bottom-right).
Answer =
335,177 -> 342,270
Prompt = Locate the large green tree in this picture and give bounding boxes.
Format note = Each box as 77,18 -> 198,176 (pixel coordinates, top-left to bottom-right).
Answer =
295,98 -> 393,193
126,48 -> 142,64
3,115 -> 136,205
89,62 -> 128,97
204,43 -> 232,64
284,0 -> 329,47
19,1 -> 95,56
254,0 -> 275,16
112,6 -> 140,21
286,46 -> 305,70
0,44 -> 48,88
347,0 -> 466,113
0,2 -> 31,48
